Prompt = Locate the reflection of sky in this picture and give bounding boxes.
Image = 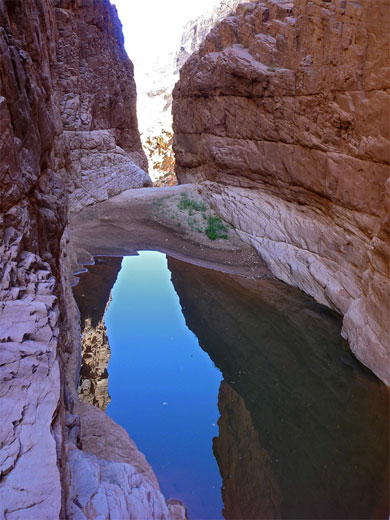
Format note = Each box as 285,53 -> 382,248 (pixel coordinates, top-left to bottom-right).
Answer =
105,251 -> 223,519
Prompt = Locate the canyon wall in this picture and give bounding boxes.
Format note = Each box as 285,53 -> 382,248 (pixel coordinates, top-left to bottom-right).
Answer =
176,0 -> 253,71
141,0 -> 250,184
173,0 -> 390,384
0,1 -> 183,518
54,0 -> 151,212
0,0 -> 68,515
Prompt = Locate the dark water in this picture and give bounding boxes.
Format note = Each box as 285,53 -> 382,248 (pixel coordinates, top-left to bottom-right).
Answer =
74,251 -> 389,520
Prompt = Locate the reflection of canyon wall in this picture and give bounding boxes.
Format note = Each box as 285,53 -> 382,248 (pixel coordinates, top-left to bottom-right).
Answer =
77,314 -> 111,411
214,381 -> 281,519
168,257 -> 389,519
71,255 -> 187,518
73,256 -> 123,411
172,0 -> 390,385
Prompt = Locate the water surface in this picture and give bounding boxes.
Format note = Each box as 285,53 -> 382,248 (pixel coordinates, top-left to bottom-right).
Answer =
74,251 -> 389,520
105,252 -> 223,518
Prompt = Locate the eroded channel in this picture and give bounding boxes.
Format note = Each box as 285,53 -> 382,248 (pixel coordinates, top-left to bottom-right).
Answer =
73,251 -> 389,520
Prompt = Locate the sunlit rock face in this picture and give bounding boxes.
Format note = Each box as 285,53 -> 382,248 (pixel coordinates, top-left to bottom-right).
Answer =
176,0 -> 253,71
172,0 -> 390,384
168,257 -> 389,519
139,0 -> 250,183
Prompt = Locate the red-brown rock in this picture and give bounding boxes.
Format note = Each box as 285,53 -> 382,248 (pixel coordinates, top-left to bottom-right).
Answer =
173,0 -> 390,384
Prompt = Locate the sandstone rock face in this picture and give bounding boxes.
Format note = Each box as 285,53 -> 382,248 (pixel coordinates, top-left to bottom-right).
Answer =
173,0 -> 390,384
54,0 -> 151,212
0,1 -> 67,515
66,403 -> 187,519
176,0 -> 253,71
66,442 -> 182,520
136,0 -> 250,183
0,1 -> 180,518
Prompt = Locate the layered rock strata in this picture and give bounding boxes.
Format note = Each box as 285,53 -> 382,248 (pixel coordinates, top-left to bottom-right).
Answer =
176,0 -> 253,71
0,1 -> 182,518
0,1 -> 68,515
54,0 -> 151,212
173,0 -> 390,384
139,0 -> 250,182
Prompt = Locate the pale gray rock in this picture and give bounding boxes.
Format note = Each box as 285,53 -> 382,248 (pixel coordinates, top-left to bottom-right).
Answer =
61,130 -> 151,214
67,443 -> 186,520
76,401 -> 160,490
198,181 -> 390,385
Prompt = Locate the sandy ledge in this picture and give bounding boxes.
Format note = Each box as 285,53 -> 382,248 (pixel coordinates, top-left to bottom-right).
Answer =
70,184 -> 271,279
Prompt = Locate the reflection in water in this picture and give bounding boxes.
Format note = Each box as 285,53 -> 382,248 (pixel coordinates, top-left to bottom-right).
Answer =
214,381 -> 281,519
168,257 -> 389,520
103,253 -> 224,519
73,256 -> 122,411
74,252 -> 389,520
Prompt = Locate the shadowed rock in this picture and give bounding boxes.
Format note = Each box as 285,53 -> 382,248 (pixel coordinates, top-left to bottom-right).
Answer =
214,381 -> 281,519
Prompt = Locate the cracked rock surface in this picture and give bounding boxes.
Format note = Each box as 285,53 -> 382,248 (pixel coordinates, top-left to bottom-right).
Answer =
173,0 -> 390,384
0,1 -> 183,518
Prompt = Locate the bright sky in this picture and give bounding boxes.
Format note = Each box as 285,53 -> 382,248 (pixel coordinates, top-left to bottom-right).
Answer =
113,0 -> 219,61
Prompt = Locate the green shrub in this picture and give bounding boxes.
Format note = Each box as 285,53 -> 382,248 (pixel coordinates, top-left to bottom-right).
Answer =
205,216 -> 228,240
178,192 -> 207,212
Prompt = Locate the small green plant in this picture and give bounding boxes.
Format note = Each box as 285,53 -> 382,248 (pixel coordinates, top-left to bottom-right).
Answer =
188,216 -> 202,231
178,192 -> 207,213
205,216 -> 228,240
153,199 -> 163,210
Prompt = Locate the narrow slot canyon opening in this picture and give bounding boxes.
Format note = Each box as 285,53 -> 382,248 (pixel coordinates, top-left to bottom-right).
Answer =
73,252 -> 389,520
112,0 -> 248,187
